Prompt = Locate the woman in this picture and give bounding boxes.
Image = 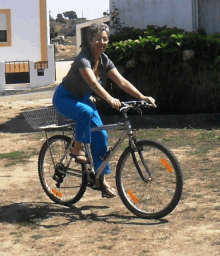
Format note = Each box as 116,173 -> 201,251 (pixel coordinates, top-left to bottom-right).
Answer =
53,23 -> 156,198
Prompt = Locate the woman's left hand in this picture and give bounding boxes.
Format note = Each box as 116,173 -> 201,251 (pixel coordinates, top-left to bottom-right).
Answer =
140,96 -> 157,108
109,97 -> 121,110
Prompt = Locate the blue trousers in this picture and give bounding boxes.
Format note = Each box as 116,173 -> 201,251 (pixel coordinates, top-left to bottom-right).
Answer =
53,83 -> 110,174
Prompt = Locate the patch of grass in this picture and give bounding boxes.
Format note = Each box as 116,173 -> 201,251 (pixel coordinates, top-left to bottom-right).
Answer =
97,236 -> 104,241
212,240 -> 220,246
197,213 -> 205,219
98,245 -> 113,250
9,232 -> 17,235
14,239 -> 21,244
0,150 -> 38,167
31,234 -> 43,240
57,242 -> 65,247
191,194 -> 203,198
16,219 -> 39,229
0,151 -> 26,160
179,207 -> 197,214
140,250 -> 151,255
32,131 -> 53,141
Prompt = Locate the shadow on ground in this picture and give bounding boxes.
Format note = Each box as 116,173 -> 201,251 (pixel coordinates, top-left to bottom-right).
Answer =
0,202 -> 168,226
0,113 -> 35,133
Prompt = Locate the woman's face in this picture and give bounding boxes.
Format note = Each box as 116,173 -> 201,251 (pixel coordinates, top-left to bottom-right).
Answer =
90,31 -> 109,54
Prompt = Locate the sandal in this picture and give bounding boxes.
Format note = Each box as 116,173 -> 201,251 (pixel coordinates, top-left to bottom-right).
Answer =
92,176 -> 117,198
102,186 -> 117,198
69,149 -> 89,164
92,185 -> 117,198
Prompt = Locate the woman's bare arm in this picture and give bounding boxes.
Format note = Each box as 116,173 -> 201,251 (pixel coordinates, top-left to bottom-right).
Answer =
108,68 -> 156,107
79,67 -> 121,109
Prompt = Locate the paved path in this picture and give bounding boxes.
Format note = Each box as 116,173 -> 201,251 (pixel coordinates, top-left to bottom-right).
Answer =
0,61 -> 73,102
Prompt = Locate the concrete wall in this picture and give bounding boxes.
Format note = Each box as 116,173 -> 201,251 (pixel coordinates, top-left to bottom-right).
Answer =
198,0 -> 220,34
110,0 -> 220,34
110,0 -> 193,32
30,44 -> 55,88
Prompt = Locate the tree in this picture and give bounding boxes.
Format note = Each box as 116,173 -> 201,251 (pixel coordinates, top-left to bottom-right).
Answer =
50,26 -> 58,39
103,10 -> 109,16
63,11 -> 77,19
49,10 -> 55,21
56,13 -> 66,24
110,2 -> 124,34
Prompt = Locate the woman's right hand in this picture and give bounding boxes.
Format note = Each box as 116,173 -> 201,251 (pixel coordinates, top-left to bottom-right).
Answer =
109,97 -> 121,110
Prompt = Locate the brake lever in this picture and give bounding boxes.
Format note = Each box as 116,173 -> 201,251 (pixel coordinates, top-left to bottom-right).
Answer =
143,101 -> 155,108
120,103 -> 129,112
133,106 -> 142,116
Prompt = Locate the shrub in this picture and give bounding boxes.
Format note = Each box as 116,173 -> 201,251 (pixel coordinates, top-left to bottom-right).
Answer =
98,25 -> 220,114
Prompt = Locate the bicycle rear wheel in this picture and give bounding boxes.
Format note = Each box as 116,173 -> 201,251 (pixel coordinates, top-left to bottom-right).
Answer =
116,140 -> 183,219
38,135 -> 87,206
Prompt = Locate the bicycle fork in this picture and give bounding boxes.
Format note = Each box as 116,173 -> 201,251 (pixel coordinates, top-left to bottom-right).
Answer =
130,137 -> 153,181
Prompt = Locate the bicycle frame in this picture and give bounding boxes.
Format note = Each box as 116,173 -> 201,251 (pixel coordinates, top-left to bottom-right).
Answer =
86,120 -> 132,178
46,101 -> 154,183
44,120 -> 132,180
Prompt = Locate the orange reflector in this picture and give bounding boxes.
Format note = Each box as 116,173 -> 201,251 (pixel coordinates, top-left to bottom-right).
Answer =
127,190 -> 139,204
52,189 -> 62,198
160,158 -> 173,173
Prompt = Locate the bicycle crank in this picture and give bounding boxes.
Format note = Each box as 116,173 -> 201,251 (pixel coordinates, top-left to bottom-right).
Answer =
53,162 -> 66,188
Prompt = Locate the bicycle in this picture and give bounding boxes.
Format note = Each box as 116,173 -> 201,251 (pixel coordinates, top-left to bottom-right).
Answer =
23,101 -> 183,219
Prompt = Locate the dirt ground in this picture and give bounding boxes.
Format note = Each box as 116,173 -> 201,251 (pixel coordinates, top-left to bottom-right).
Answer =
55,45 -> 77,61
54,37 -> 78,62
0,87 -> 220,255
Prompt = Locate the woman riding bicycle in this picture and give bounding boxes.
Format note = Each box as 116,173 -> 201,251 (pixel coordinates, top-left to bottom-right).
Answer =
53,23 -> 156,198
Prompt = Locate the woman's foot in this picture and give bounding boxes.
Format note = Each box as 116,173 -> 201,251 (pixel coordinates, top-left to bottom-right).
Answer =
103,186 -> 117,198
93,176 -> 117,198
69,141 -> 89,164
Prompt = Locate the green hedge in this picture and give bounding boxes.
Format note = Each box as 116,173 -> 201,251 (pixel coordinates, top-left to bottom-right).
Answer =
97,25 -> 220,115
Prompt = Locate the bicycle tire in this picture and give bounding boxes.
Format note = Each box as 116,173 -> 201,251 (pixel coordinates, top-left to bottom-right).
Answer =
38,135 -> 87,206
116,140 -> 183,219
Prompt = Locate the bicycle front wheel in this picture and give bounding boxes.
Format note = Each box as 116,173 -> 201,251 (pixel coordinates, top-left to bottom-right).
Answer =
38,135 -> 87,206
116,140 -> 183,219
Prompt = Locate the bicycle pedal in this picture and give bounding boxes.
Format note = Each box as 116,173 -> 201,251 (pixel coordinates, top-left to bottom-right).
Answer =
56,182 -> 61,188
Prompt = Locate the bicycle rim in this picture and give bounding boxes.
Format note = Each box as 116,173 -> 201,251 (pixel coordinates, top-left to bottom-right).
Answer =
38,135 -> 87,206
116,140 -> 183,219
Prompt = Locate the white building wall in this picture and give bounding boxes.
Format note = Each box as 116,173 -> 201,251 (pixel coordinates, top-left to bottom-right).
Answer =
110,0 -> 193,32
0,0 -> 55,92
30,45 -> 55,87
0,0 -> 41,61
0,62 -> 5,92
198,0 -> 220,34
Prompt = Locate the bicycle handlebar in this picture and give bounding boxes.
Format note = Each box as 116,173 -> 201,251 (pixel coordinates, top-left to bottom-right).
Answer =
120,100 -> 154,113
